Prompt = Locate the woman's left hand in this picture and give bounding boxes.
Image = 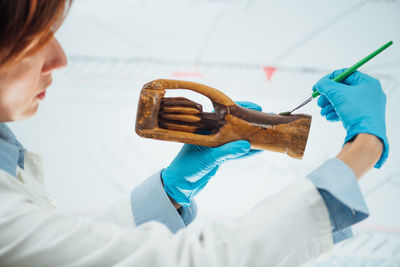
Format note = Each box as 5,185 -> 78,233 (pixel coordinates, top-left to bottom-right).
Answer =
161,101 -> 263,207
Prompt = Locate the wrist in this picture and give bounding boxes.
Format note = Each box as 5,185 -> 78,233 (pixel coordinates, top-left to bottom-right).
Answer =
353,133 -> 383,147
168,195 -> 182,210
160,175 -> 182,209
344,118 -> 388,168
337,133 -> 383,179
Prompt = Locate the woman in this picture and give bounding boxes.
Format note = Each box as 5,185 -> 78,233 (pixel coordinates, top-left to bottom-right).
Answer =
0,1 -> 389,266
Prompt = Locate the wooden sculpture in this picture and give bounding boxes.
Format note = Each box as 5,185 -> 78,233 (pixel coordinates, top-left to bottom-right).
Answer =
135,79 -> 312,159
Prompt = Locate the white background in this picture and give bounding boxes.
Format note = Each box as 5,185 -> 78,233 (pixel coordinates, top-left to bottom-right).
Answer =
9,0 -> 400,264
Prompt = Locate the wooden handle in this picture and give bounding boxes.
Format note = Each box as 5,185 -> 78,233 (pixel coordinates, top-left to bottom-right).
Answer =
143,79 -> 236,107
136,79 -> 312,159
223,106 -> 311,158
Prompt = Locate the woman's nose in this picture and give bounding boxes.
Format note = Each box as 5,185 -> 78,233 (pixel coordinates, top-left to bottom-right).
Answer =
41,37 -> 68,75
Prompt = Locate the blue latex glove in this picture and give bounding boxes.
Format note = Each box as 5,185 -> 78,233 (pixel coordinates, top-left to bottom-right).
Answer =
162,101 -> 263,207
313,69 -> 388,168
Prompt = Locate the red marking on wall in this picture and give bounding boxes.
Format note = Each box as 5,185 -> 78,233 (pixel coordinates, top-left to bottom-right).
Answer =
262,66 -> 277,81
171,71 -> 204,78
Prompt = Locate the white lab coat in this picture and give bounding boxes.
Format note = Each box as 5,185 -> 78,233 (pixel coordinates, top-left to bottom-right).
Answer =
0,150 -> 334,266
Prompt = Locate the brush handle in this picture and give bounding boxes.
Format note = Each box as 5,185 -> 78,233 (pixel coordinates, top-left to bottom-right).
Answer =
312,41 -> 393,98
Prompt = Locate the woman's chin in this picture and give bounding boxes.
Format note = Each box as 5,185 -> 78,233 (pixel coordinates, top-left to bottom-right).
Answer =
15,103 -> 40,121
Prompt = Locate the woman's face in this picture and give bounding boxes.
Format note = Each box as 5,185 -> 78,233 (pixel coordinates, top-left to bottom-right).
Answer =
0,38 -> 67,122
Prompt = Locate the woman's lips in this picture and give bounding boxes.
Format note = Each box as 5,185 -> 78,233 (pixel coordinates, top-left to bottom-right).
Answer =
36,78 -> 52,100
37,91 -> 46,100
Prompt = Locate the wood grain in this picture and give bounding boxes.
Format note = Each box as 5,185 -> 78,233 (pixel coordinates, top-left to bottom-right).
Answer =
136,79 -> 312,159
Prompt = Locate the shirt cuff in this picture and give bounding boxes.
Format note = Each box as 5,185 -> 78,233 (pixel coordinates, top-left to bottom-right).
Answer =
307,158 -> 369,243
130,171 -> 197,233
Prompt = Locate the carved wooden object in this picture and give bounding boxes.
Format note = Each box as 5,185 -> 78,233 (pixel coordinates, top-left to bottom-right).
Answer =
136,79 -> 312,159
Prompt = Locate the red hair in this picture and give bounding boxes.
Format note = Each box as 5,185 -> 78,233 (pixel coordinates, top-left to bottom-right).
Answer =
0,0 -> 73,68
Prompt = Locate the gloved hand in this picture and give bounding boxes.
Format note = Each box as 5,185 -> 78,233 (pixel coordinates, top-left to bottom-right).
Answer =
162,101 -> 263,207
313,69 -> 388,168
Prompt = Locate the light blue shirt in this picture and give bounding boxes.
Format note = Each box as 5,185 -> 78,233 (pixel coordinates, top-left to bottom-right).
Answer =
0,123 -> 369,242
0,123 -> 26,177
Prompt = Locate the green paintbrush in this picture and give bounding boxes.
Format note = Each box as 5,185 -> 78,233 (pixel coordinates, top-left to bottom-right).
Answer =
279,40 -> 393,116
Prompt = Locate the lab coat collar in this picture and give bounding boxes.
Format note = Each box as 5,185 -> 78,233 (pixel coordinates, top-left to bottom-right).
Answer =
0,123 -> 26,177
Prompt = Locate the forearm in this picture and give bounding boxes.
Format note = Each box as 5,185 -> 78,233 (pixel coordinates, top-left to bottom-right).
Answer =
336,133 -> 383,180
168,195 -> 182,209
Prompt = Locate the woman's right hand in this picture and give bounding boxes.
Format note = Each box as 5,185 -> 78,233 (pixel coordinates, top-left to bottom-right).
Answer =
313,69 -> 389,168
